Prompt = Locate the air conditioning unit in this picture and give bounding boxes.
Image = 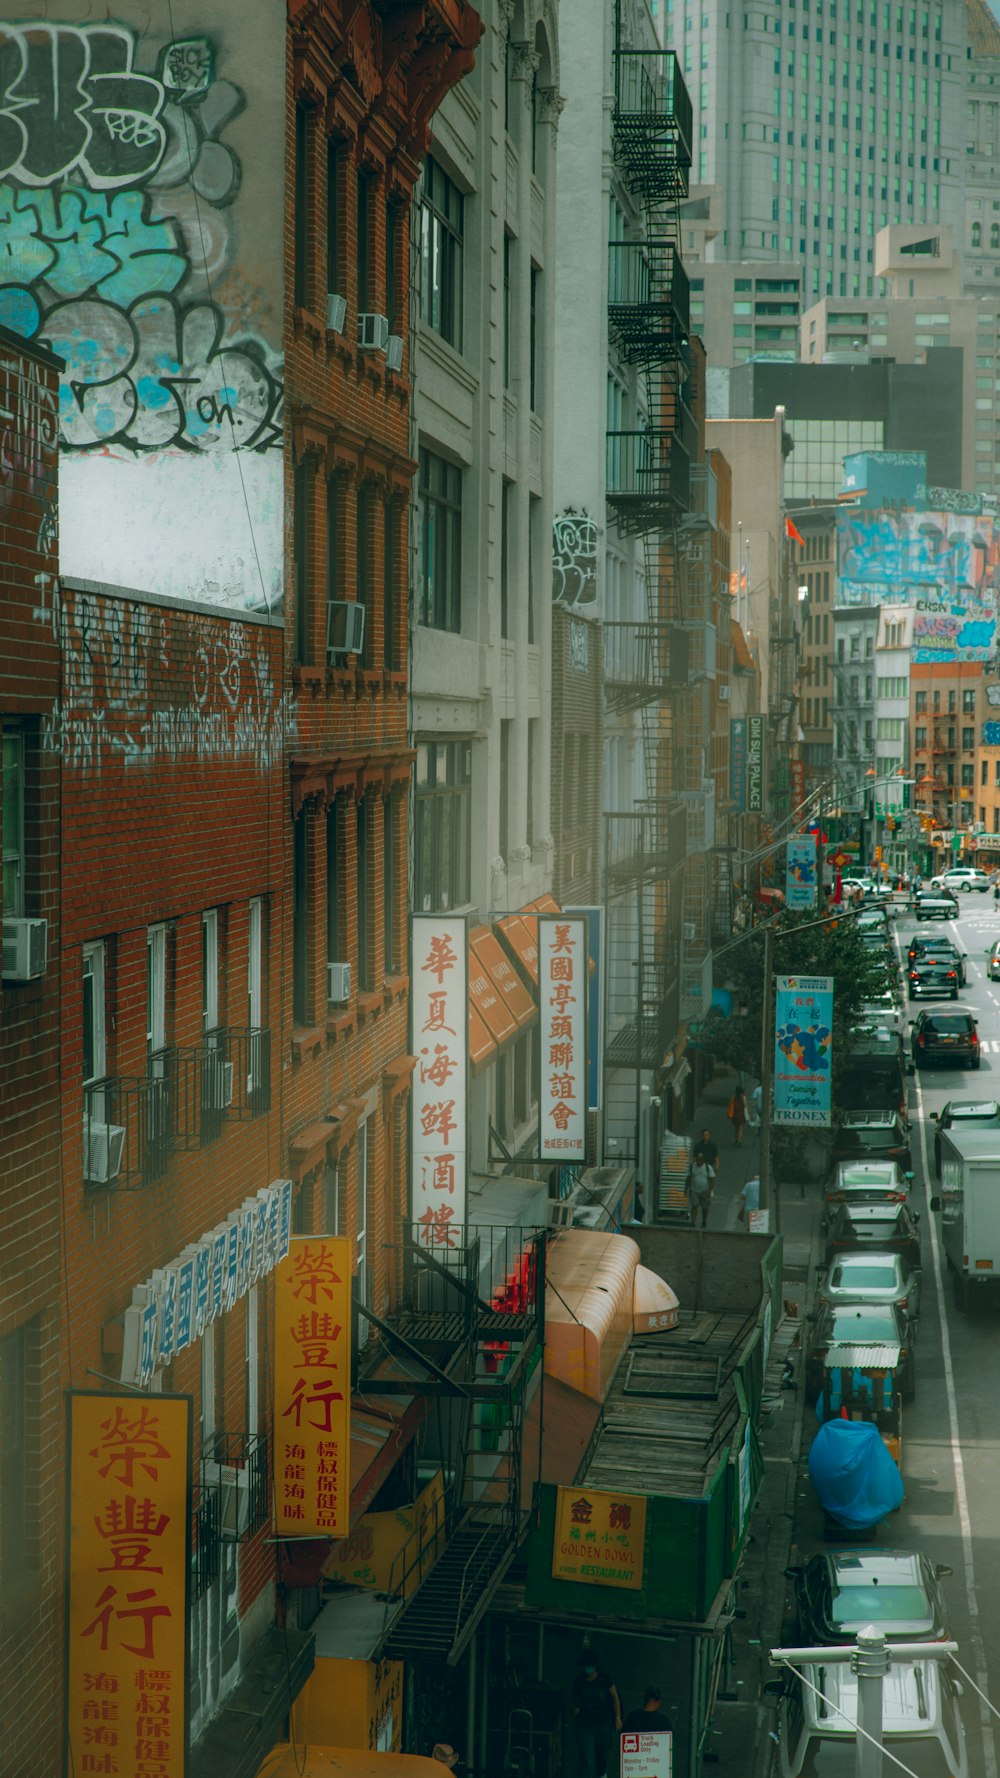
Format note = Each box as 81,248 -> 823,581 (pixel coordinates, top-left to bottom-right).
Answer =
327,599 -> 366,660
970,821 -> 986,834
326,292 -> 347,334
203,1459 -> 252,1540
385,333 -> 404,373
205,1055 -> 235,1110
683,922 -> 697,942
357,311 -> 389,351
328,960 -> 352,1004
3,916 -> 47,980
84,1120 -> 126,1185
718,682 -> 730,702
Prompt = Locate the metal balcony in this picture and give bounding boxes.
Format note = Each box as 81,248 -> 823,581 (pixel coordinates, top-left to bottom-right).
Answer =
606,429 -> 690,534
608,241 -> 690,370
604,804 -> 687,894
603,620 -> 688,713
83,1056 -> 176,1190
612,46 -> 692,201
679,782 -> 717,852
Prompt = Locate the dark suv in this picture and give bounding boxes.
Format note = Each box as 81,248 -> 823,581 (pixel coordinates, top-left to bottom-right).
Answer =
907,954 -> 961,1001
911,1010 -> 981,1070
829,1110 -> 912,1176
907,936 -> 967,984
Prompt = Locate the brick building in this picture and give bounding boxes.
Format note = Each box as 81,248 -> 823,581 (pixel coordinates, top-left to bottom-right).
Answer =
0,330 -> 64,1778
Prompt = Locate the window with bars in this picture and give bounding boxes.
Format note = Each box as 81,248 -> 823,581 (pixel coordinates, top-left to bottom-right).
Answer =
414,740 -> 472,912
419,157 -> 464,348
419,449 -> 462,632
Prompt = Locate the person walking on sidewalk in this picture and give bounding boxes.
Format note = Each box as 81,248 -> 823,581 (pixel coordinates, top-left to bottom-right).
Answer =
737,1173 -> 761,1227
622,1688 -> 673,1735
687,1152 -> 716,1228
728,1085 -> 748,1147
695,1128 -> 720,1175
572,1654 -> 622,1778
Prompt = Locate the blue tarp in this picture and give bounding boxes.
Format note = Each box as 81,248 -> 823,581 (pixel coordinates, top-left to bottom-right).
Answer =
808,1419 -> 904,1528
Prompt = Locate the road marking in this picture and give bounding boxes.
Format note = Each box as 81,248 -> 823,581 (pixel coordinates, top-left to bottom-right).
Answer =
900,928 -> 998,1778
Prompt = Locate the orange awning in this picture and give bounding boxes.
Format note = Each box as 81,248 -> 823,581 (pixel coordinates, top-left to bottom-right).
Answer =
469,940 -> 518,1048
257,1749 -> 445,1778
522,894 -> 561,916
497,913 -> 540,985
633,1264 -> 680,1335
468,1000 -> 497,1072
470,925 -> 536,1030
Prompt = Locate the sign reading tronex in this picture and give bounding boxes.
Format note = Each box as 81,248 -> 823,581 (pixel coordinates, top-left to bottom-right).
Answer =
773,975 -> 833,1127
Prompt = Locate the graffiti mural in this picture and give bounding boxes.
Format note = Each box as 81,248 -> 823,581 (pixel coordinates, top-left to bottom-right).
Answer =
0,16 -> 283,608
552,511 -> 599,612
836,506 -> 1000,662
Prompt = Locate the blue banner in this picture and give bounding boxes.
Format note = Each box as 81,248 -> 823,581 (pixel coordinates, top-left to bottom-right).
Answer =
730,718 -> 747,814
774,975 -> 833,1127
785,837 -> 818,909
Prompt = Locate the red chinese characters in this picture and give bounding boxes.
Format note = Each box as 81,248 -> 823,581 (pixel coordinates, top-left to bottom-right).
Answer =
411,919 -> 467,1246
67,1392 -> 190,1778
273,1237 -> 352,1537
539,917 -> 587,1159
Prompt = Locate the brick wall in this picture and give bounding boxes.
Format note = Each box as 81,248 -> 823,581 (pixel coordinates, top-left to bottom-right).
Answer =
0,332 -> 63,1777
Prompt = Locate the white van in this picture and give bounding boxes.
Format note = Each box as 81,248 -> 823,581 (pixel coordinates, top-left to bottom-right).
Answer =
779,1658 -> 968,1778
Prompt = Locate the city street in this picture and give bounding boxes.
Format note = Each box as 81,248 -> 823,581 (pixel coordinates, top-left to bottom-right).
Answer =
792,896 -> 1000,1778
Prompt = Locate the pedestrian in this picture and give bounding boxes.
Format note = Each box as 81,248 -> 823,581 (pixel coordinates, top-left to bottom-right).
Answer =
751,1083 -> 763,1126
622,1687 -> 673,1735
993,881 -> 1000,910
572,1654 -> 622,1778
738,1173 -> 761,1226
727,1085 -> 748,1147
687,1152 -> 716,1228
695,1127 -> 720,1174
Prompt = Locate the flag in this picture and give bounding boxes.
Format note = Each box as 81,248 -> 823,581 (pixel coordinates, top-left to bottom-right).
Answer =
785,516 -> 806,547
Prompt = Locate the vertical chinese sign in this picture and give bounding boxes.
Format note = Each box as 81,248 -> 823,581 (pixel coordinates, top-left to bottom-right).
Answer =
538,916 -> 587,1160
729,717 -> 747,814
273,1237 -> 353,1537
551,1486 -> 647,1590
773,974 -> 834,1127
66,1391 -> 190,1778
411,915 -> 468,1250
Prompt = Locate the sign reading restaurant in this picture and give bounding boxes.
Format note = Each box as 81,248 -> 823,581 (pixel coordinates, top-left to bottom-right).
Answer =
551,1485 -> 647,1591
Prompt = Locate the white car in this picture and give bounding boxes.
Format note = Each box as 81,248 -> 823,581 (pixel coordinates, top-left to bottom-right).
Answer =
939,869 -> 991,893
778,1659 -> 968,1778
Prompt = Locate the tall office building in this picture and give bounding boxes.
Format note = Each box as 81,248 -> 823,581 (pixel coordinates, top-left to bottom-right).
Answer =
673,0 -> 970,300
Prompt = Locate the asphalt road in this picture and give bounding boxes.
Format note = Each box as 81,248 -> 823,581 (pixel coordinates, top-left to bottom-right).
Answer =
795,892 -> 1000,1778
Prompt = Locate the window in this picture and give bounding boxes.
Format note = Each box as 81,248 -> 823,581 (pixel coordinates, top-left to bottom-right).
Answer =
293,814 -> 310,1026
356,1117 -> 371,1333
326,137 -> 342,297
326,802 -> 342,965
82,941 -> 106,1086
915,690 -> 927,713
294,459 -> 311,664
383,500 -> 398,672
962,726 -> 975,750
294,100 -> 311,308
386,199 -> 402,333
419,157 -> 464,348
499,719 -> 512,859
529,266 -> 540,410
357,798 -> 372,992
383,794 -> 397,975
528,494 -> 539,645
1,1321 -> 36,1591
414,740 -> 472,912
500,481 -> 510,640
419,449 -> 462,632
356,483 -> 374,668
202,910 -> 219,1036
915,727 -> 927,750
326,473 -> 340,618
147,924 -> 167,1063
961,763 -> 974,788
2,726 -> 24,916
527,718 -> 538,851
357,168 -> 374,311
963,688 -> 976,713
982,758 -> 988,787
503,233 -> 511,390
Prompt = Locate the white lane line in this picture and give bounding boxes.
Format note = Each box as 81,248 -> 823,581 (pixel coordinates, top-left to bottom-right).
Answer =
901,923 -> 997,1778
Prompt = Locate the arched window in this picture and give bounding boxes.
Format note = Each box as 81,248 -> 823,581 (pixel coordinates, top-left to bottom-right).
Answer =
991,223 -> 999,250
972,220 -> 982,248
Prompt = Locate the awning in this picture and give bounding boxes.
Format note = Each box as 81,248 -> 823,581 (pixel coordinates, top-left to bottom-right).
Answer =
468,1000 -> 497,1072
520,1371 -> 601,1504
545,1229 -> 641,1402
257,1748 -> 445,1778
633,1264 -> 680,1335
470,925 -> 535,1030
468,941 -> 518,1048
496,913 -> 540,985
349,1396 -> 426,1521
669,1057 -> 691,1095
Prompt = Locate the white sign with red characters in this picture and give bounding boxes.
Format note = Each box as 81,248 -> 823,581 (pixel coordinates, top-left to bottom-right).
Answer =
538,915 -> 587,1160
411,917 -> 468,1251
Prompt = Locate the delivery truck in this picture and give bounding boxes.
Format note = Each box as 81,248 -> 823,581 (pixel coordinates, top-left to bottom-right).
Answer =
930,1126 -> 1000,1309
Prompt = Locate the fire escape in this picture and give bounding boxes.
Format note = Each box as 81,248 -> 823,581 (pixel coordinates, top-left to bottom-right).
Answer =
360,1226 -> 545,1667
603,16 -> 700,1163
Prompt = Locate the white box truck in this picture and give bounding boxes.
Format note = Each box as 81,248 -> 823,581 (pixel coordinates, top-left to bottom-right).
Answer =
930,1126 -> 1000,1309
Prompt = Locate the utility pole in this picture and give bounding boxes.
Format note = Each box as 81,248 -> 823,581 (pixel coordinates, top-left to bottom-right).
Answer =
770,1633 -> 958,1778
760,919 -> 776,1233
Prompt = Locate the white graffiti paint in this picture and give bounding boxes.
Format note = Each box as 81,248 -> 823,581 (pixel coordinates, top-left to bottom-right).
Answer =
43,590 -> 294,773
0,344 -> 57,493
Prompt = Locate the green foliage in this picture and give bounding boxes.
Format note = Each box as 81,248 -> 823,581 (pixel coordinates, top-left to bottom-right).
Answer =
704,910 -> 891,1110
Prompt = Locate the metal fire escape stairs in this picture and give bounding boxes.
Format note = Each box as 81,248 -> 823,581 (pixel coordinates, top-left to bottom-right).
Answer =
359,1227 -> 545,1667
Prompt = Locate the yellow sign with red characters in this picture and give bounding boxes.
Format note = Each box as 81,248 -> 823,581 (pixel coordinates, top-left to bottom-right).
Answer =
552,1485 -> 647,1591
273,1236 -> 353,1537
66,1390 -> 191,1778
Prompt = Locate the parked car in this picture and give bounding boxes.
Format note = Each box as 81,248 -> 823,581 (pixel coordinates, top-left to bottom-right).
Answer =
842,1026 -> 908,1118
930,1098 -> 1000,1177
908,954 -> 961,1000
823,1160 -> 912,1235
907,935 -> 967,983
828,1112 -> 912,1177
786,1548 -> 952,1645
778,1659 -> 968,1778
824,1200 -> 922,1273
914,892 -> 960,921
941,868 -> 991,894
858,991 -> 905,1037
988,936 -> 1000,980
911,1009 -> 981,1070
804,1301 -> 914,1401
857,906 -> 890,932
815,1250 -> 921,1323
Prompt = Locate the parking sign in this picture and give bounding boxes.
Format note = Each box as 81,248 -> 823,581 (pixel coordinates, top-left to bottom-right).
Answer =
620,1731 -> 672,1778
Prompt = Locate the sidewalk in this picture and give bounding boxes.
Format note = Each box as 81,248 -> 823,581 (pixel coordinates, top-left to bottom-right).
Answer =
680,1066 -> 823,1778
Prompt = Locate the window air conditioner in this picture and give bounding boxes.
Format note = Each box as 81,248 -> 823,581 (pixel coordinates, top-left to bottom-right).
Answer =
326,292 -> 347,334
357,312 -> 389,351
2,916 -> 47,980
718,682 -> 730,702
683,922 -> 697,942
205,1054 -> 235,1110
84,1121 -> 126,1185
328,961 -> 352,1004
327,599 -> 366,660
203,1458 -> 251,1540
385,333 -> 404,373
